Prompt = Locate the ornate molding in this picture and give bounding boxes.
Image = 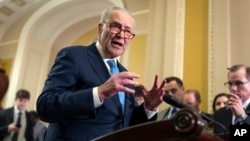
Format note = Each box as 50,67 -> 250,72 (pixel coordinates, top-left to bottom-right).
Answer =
208,0 -> 215,113
174,0 -> 185,78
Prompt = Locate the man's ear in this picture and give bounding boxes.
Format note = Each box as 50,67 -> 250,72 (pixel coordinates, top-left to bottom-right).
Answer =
98,23 -> 103,35
181,86 -> 185,91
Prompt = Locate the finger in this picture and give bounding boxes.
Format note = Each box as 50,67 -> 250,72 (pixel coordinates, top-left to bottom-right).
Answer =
123,86 -> 136,94
152,75 -> 158,88
228,93 -> 237,99
159,79 -> 166,89
121,79 -> 140,86
229,92 -> 242,100
227,101 -> 233,106
119,72 -> 140,79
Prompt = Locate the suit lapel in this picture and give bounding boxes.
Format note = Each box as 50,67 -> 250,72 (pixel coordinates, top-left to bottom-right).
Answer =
245,104 -> 250,113
87,45 -> 124,114
87,45 -> 110,83
9,107 -> 14,122
157,108 -> 168,120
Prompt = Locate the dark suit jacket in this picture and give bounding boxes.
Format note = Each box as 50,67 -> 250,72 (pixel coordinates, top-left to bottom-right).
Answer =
36,43 -> 156,141
0,107 -> 34,141
213,104 -> 250,135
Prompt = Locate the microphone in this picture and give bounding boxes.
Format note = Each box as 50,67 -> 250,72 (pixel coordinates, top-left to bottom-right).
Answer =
163,93 -> 227,133
163,94 -> 190,109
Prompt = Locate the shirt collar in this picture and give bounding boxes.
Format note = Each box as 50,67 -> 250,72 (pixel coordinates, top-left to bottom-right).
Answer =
14,105 -> 23,114
95,41 -> 119,61
243,98 -> 250,109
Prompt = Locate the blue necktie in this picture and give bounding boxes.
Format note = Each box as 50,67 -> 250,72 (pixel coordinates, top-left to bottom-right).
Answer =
107,60 -> 125,113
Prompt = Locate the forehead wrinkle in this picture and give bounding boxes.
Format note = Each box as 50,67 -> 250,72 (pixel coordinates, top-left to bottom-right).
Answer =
107,11 -> 134,29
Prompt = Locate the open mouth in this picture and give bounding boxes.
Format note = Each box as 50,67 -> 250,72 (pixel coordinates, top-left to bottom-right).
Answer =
111,40 -> 123,47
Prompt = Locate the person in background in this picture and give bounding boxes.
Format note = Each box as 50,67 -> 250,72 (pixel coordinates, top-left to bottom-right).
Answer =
212,93 -> 229,112
0,89 -> 33,141
29,111 -> 47,141
207,92 -> 229,132
182,89 -> 210,129
134,86 -> 144,105
36,6 -> 166,141
214,64 -> 250,134
157,76 -> 185,120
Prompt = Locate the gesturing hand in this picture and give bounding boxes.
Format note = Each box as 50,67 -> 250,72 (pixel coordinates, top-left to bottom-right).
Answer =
137,75 -> 166,111
98,72 -> 140,100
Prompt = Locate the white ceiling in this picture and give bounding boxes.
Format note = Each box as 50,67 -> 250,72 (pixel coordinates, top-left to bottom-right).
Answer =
0,0 -> 149,40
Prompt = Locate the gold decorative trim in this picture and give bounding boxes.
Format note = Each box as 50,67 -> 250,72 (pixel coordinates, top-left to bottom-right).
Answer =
208,0 -> 215,113
174,0 -> 185,78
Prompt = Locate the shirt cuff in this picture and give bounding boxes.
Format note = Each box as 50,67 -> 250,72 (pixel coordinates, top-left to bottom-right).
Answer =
144,104 -> 158,119
93,87 -> 103,108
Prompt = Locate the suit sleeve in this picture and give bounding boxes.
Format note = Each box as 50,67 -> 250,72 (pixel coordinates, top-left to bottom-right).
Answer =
0,111 -> 10,139
36,47 -> 96,123
129,104 -> 157,126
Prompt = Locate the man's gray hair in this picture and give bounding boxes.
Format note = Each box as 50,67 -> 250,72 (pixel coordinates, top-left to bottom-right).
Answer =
99,6 -> 134,23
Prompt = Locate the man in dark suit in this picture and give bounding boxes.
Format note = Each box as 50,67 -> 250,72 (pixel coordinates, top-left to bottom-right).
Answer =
36,6 -> 166,141
157,76 -> 185,120
182,89 -> 211,129
0,89 -> 34,141
214,64 -> 250,134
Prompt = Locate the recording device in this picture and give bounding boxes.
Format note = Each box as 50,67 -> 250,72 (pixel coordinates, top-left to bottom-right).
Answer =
163,93 -> 227,133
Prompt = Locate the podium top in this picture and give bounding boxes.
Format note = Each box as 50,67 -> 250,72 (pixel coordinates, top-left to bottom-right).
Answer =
93,108 -> 227,141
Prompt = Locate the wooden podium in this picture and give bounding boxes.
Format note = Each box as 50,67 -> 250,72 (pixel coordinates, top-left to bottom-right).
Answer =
93,109 -> 228,141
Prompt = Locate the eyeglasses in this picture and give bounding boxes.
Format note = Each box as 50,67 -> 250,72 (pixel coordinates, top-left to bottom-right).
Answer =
105,23 -> 135,39
224,81 -> 250,88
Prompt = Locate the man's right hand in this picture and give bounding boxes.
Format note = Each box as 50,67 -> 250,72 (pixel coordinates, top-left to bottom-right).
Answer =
98,72 -> 140,100
8,123 -> 20,132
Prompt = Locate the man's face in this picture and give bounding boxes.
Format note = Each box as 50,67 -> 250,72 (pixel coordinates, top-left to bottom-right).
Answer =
98,10 -> 135,58
15,98 -> 29,111
164,80 -> 184,101
182,92 -> 199,110
227,67 -> 250,102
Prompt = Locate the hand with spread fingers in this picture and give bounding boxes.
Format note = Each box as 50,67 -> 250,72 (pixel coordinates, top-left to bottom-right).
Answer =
98,72 -> 140,100
136,75 -> 166,111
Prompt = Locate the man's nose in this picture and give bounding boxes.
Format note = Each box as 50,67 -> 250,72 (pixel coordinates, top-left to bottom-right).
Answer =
116,29 -> 126,38
230,85 -> 238,91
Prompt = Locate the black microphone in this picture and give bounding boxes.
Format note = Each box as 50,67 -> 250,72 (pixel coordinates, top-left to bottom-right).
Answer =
163,93 -> 191,109
163,93 -> 227,133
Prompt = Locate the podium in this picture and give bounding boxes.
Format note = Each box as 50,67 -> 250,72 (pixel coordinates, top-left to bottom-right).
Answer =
93,108 -> 228,141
